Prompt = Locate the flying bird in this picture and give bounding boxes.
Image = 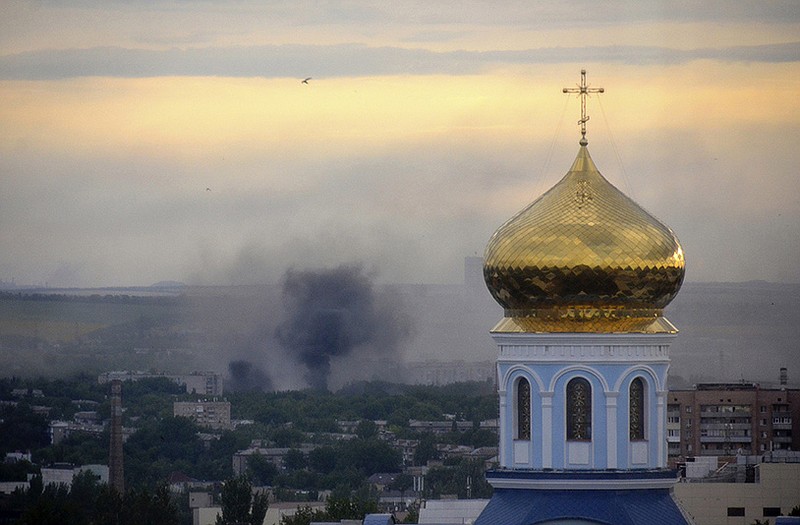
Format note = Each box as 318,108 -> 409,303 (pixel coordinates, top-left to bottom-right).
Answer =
301,77 -> 311,84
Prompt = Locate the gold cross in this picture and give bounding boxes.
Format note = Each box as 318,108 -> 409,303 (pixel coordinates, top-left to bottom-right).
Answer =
575,180 -> 592,208
563,69 -> 604,146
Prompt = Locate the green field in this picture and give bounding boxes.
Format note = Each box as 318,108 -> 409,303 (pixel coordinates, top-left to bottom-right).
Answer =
0,293 -> 196,377
0,294 -> 180,343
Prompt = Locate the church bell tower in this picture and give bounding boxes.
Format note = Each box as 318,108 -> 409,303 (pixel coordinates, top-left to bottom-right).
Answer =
475,71 -> 693,525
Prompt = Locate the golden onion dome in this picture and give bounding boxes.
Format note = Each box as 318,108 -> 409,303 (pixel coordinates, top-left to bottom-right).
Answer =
483,146 -> 685,333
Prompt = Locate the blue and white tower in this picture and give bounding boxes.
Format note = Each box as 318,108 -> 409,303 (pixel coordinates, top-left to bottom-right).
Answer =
475,71 -> 693,525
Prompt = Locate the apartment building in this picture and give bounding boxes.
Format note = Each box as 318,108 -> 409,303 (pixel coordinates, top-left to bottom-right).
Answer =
99,371 -> 223,396
667,382 -> 799,458
173,400 -> 231,430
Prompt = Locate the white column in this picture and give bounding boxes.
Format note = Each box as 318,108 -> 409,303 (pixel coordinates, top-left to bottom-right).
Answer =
541,392 -> 554,469
499,389 -> 508,467
606,392 -> 618,469
657,391 -> 666,467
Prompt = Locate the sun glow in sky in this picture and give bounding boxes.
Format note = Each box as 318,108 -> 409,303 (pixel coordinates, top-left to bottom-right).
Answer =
1,1 -> 799,287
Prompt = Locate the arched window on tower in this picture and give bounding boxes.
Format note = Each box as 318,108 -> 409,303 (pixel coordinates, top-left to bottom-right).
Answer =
629,377 -> 645,440
516,377 -> 531,440
567,377 -> 591,440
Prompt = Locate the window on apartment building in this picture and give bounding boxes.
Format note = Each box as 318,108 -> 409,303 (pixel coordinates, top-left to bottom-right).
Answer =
686,406 -> 692,413
516,377 -> 531,441
727,507 -> 745,516
567,377 -> 592,440
629,377 -> 645,440
760,405 -> 767,413
763,507 -> 781,517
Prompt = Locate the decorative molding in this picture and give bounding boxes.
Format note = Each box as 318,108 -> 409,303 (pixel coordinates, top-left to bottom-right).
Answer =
514,441 -> 530,465
491,331 -> 676,349
496,343 -> 671,363
568,441 -> 591,465
500,365 -> 546,392
612,366 -> 661,392
632,442 -> 648,464
487,475 -> 678,491
549,366 -> 610,393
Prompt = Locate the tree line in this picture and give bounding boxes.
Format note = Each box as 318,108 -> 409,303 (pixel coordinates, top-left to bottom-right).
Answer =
0,376 -> 497,490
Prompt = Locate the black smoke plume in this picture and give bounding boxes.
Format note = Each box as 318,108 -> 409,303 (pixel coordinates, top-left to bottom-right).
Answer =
227,359 -> 274,392
275,265 -> 410,391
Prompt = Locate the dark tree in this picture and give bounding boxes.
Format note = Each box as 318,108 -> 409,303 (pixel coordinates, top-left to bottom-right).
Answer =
279,504 -> 326,525
283,449 -> 307,471
337,438 -> 401,475
11,472 -> 179,525
0,404 -> 49,455
216,475 -> 269,525
356,420 -> 377,439
247,453 -> 278,486
308,446 -> 336,475
325,495 -> 378,521
413,434 -> 439,466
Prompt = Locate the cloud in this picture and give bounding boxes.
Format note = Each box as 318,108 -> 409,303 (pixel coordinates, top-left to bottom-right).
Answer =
1,42 -> 799,80
31,1 -> 800,26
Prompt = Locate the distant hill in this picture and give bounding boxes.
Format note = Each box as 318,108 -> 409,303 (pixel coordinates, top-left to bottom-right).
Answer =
150,281 -> 186,288
0,281 -> 797,389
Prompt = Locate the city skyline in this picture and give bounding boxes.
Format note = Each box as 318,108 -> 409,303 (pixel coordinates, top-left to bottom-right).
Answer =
1,1 -> 799,287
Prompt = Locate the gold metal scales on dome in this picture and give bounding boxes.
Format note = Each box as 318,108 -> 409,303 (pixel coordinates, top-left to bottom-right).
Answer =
483,70 -> 685,333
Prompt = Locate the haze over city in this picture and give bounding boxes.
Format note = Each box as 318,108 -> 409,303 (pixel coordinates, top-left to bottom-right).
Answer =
1,1 -> 798,289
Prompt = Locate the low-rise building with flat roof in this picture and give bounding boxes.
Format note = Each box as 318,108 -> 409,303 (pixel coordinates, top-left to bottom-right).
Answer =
674,454 -> 800,525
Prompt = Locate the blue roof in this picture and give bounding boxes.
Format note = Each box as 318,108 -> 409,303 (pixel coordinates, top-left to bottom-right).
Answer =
363,514 -> 395,525
474,488 -> 691,525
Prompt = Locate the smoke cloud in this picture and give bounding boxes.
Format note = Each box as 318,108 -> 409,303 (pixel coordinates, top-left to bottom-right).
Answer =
226,359 -> 274,393
275,265 -> 411,391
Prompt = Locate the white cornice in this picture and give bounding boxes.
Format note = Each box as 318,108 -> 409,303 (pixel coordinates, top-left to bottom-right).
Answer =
495,343 -> 672,364
487,475 -> 678,491
491,331 -> 677,347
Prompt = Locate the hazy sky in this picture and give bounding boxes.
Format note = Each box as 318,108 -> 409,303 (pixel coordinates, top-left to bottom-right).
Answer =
1,1 -> 799,287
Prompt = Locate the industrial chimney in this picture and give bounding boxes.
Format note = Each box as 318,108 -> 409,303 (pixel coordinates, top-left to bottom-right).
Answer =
780,367 -> 788,386
109,379 -> 124,493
